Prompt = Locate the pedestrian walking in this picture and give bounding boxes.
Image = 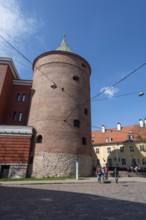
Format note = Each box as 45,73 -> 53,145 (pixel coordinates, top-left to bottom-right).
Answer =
113,167 -> 119,183
104,164 -> 109,180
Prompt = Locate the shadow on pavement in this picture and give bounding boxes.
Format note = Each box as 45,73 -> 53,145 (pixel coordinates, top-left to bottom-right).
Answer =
0,184 -> 146,220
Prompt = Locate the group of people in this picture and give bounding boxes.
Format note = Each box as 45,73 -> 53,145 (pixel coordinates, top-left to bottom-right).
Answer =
96,165 -> 119,183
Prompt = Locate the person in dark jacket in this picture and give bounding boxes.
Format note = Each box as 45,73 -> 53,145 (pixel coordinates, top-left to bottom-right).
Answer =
113,167 -> 119,183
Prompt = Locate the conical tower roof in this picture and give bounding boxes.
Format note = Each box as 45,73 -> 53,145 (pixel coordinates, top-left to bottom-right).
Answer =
56,35 -> 72,52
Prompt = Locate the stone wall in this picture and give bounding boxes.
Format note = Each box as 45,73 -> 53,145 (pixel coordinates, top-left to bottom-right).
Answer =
32,152 -> 92,178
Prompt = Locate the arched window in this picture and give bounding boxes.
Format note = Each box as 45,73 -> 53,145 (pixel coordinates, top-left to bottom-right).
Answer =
74,120 -> 80,128
36,135 -> 43,143
17,93 -> 21,101
22,94 -> 26,102
73,76 -> 80,82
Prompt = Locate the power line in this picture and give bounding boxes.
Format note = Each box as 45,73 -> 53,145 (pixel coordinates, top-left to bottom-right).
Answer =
1,34 -> 146,123
92,89 -> 146,102
91,62 -> 146,100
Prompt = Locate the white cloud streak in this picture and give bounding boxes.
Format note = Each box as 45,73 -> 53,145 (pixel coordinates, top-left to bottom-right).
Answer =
0,0 -> 41,75
100,86 -> 119,98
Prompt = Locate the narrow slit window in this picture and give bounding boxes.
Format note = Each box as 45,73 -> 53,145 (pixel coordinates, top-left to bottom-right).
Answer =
84,108 -> 88,115
82,137 -> 87,145
36,135 -> 43,143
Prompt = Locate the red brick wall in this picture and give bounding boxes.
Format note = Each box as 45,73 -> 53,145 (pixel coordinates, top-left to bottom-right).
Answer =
0,65 -> 14,123
4,84 -> 32,125
0,135 -> 31,164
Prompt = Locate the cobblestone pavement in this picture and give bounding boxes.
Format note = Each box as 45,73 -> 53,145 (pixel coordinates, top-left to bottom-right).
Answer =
0,179 -> 146,220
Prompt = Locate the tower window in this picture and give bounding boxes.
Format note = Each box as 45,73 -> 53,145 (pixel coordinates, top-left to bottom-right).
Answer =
81,63 -> 86,69
18,112 -> 23,121
36,135 -> 42,143
22,94 -> 26,102
82,137 -> 87,145
12,112 -> 17,121
84,108 -> 88,115
74,120 -> 80,128
73,76 -> 80,81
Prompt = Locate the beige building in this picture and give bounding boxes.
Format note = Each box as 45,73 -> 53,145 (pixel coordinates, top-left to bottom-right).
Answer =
92,123 -> 146,170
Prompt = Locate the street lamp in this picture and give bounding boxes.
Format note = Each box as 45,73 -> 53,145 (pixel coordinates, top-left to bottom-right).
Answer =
138,92 -> 144,97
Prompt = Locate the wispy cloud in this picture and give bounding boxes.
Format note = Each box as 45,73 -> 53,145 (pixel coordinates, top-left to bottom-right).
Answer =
0,0 -> 41,75
100,86 -> 119,98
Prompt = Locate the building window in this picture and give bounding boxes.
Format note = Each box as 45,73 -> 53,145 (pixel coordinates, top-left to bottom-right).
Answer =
74,120 -> 80,128
142,157 -> 146,165
36,135 -> 42,143
139,145 -> 145,151
17,93 -> 21,101
120,146 -> 124,153
82,137 -> 87,145
18,112 -> 23,121
129,145 -> 134,152
97,159 -> 100,166
128,135 -> 134,141
96,148 -> 99,154
84,108 -> 88,115
22,94 -> 26,102
12,112 -> 17,121
121,158 -> 126,165
107,147 -> 111,153
73,76 -> 80,81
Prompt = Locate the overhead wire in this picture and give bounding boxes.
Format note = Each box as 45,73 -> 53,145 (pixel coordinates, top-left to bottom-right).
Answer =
92,89 -> 146,102
1,33 -> 146,123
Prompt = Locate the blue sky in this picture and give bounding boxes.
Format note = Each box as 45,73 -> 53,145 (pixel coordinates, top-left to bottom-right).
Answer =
0,0 -> 146,130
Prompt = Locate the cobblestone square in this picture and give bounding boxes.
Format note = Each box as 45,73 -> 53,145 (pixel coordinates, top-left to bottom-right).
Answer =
0,178 -> 146,220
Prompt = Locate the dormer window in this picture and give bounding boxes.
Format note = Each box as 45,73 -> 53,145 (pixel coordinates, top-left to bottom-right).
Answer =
106,137 -> 112,143
128,135 -> 134,141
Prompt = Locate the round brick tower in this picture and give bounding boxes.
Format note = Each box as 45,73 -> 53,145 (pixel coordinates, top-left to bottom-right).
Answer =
28,37 -> 92,177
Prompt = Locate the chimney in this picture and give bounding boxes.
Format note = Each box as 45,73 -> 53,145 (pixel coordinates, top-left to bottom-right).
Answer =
117,122 -> 122,131
101,125 -> 106,133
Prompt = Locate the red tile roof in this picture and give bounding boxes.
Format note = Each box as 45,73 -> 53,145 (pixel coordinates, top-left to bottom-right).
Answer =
92,125 -> 146,145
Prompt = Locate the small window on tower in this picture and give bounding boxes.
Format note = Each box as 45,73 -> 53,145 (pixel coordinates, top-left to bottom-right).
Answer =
73,76 -> 80,82
36,135 -> 43,143
82,137 -> 87,145
81,63 -> 87,69
84,108 -> 88,115
74,120 -> 80,128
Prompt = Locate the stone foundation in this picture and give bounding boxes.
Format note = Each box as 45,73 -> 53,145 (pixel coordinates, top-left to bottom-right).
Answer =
32,152 -> 92,178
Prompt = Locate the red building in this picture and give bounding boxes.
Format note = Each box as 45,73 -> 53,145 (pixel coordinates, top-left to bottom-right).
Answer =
0,57 -> 32,178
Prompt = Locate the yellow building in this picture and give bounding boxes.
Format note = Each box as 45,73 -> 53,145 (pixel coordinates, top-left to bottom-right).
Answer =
92,123 -> 146,170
